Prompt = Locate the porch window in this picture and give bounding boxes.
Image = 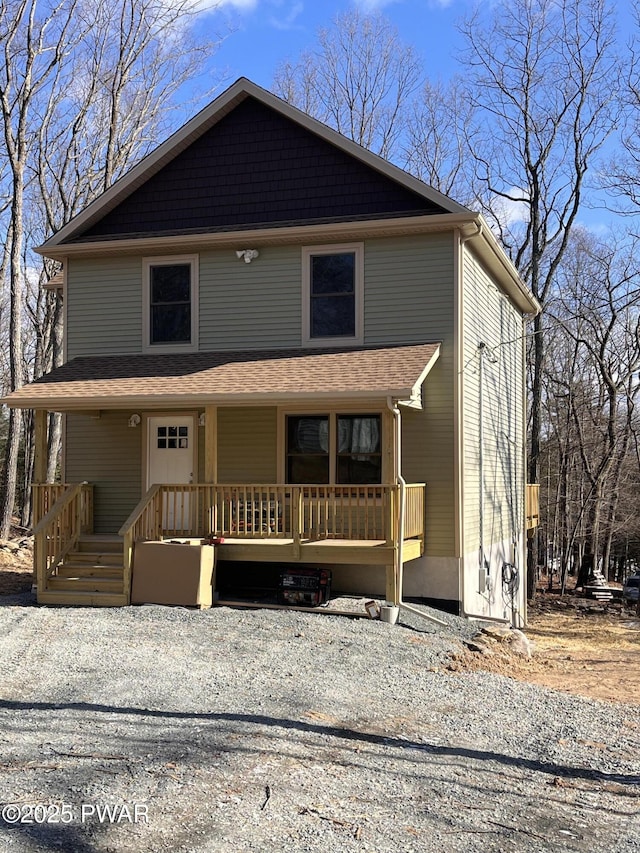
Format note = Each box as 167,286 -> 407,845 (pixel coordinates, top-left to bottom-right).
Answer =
302,244 -> 363,345
287,416 -> 329,483
143,255 -> 198,352
337,415 -> 381,484
286,414 -> 381,484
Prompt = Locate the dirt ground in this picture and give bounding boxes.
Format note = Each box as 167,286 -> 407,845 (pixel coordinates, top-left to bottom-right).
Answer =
0,537 -> 35,593
448,594 -> 640,706
1,541 -> 638,706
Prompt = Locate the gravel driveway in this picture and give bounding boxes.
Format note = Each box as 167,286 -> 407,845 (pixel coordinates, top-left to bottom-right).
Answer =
0,593 -> 638,852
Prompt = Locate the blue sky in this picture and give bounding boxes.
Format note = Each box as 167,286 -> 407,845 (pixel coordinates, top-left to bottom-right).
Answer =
207,0 -> 465,90
195,0 -> 632,232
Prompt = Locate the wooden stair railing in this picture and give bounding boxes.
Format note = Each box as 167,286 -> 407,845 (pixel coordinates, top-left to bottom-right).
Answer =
118,485 -> 162,604
32,483 -> 94,595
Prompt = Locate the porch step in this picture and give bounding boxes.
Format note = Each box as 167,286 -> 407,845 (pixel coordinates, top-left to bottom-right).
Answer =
40,534 -> 127,606
47,575 -> 124,594
56,565 -> 123,579
64,552 -> 123,568
76,535 -> 123,554
37,590 -> 129,607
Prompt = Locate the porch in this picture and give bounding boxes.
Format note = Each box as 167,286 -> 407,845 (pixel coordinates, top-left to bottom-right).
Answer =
32,481 -> 426,607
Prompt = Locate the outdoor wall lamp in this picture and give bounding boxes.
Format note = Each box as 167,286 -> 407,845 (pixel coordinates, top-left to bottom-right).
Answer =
128,414 -> 141,428
236,249 -> 259,263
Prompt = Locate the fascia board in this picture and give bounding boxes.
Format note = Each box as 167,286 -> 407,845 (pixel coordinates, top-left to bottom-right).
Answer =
4,390 -> 417,411
466,217 -> 541,316
36,214 -> 479,260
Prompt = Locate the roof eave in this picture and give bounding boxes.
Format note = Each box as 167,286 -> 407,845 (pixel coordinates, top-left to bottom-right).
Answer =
3,388 -> 421,412
35,213 -> 479,260
464,218 -> 541,316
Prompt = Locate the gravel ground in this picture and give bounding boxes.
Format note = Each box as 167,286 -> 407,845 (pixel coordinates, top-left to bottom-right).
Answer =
0,592 -> 638,853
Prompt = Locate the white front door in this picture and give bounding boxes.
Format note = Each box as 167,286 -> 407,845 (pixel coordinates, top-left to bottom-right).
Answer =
147,416 -> 195,531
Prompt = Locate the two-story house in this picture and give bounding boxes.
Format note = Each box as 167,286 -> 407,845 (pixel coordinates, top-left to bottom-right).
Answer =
4,78 -> 539,625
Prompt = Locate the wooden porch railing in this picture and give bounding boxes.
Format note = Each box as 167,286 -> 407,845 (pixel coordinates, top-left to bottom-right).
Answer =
403,483 -> 426,541
32,483 -> 93,531
119,483 -> 426,545
526,483 -> 540,530
32,483 -> 94,593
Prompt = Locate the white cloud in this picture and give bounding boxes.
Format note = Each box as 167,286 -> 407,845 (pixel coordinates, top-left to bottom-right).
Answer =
351,0 -> 402,10
269,1 -> 304,29
491,188 -> 530,228
214,0 -> 259,10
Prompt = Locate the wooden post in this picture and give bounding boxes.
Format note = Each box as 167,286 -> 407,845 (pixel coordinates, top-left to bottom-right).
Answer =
33,410 -> 48,484
122,530 -> 133,605
32,410 -> 49,584
204,406 -> 217,483
203,408 -> 217,537
385,487 -> 399,604
292,487 -> 301,558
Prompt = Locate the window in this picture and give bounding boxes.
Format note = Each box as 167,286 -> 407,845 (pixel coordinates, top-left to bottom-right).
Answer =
336,415 -> 381,484
302,244 -> 363,345
286,414 -> 381,484
157,425 -> 189,449
143,255 -> 198,351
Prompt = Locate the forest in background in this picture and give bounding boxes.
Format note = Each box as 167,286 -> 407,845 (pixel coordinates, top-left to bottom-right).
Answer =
1,0 -> 639,596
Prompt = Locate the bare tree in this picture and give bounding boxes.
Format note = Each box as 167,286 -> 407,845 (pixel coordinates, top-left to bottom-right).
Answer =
456,0 -> 621,597
0,0 -> 81,538
545,230 -> 640,586
600,0 -> 640,212
273,9 -> 422,161
404,76 -> 478,204
0,0 -> 223,535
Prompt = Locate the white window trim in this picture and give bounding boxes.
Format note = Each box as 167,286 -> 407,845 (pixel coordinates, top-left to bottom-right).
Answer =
302,243 -> 364,347
142,254 -> 199,353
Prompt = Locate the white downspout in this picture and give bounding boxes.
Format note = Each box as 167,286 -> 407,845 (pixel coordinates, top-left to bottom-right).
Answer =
478,341 -> 487,591
386,397 -> 447,628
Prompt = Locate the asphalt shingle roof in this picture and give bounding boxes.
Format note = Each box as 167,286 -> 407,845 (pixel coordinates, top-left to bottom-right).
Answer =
3,343 -> 441,411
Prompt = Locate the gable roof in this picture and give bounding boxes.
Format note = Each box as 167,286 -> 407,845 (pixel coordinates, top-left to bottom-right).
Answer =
34,77 -> 539,315
2,343 -> 441,411
37,78 -> 471,252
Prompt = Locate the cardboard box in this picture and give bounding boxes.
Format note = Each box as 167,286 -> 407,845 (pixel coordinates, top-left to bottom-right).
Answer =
131,541 -> 214,608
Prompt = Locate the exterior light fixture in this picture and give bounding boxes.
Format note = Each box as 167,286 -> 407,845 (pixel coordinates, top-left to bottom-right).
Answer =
128,414 -> 141,428
235,249 -> 259,264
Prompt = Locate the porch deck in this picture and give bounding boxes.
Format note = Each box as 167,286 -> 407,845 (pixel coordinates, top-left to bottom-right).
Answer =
214,535 -> 423,565
31,482 -> 426,606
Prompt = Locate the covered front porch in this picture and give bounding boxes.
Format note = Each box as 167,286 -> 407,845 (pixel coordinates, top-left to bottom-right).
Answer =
9,343 -> 442,609
31,480 -> 426,607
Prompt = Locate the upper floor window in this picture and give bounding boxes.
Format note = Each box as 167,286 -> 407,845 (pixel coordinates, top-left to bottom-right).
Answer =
302,244 -> 363,346
143,255 -> 198,352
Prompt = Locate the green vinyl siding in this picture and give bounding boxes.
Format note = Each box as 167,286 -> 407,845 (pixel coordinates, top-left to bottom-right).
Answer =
65,411 -> 142,533
401,365 -> 456,558
365,234 -> 455,345
217,407 -> 277,482
199,248 -> 301,350
366,234 -> 457,558
462,246 -> 525,554
66,256 -> 142,359
65,234 -> 455,355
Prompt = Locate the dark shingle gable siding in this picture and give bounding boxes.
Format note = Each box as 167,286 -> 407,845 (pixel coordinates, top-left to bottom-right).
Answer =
75,97 -> 443,241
